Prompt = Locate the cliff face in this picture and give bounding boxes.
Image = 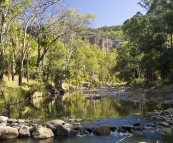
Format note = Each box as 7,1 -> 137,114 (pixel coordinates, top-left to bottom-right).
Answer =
83,34 -> 123,52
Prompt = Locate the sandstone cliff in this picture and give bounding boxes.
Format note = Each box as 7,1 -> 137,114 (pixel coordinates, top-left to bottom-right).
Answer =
83,33 -> 123,52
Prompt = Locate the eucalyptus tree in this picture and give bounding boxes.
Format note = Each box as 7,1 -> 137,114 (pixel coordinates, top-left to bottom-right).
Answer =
34,9 -> 95,82
17,0 -> 66,86
0,0 -> 29,80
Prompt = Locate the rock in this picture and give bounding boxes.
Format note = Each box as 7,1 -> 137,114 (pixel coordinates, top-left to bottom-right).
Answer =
10,123 -> 19,126
0,116 -> 8,123
158,121 -> 170,127
45,123 -> 56,132
94,125 -> 111,135
45,119 -> 71,132
17,119 -> 25,123
32,119 -> 41,123
110,127 -> 117,132
85,128 -> 93,133
68,119 -> 75,122
134,113 -> 140,116
73,122 -> 80,125
56,124 -> 71,136
32,127 -> 54,139
0,122 -> 7,126
72,126 -> 82,131
7,118 -> 17,123
76,118 -> 83,122
121,125 -> 135,133
68,130 -> 78,136
0,126 -> 18,139
134,122 -> 140,126
19,125 -> 30,137
147,123 -> 156,127
30,124 -> 41,134
81,129 -> 90,135
45,119 -> 71,127
135,126 -> 143,131
118,128 -> 128,133
12,126 -> 20,130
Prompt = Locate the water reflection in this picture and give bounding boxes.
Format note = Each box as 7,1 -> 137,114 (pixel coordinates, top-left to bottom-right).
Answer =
1,91 -> 173,121
1,91 -> 173,143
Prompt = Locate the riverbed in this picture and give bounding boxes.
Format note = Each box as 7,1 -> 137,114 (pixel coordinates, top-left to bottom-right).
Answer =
0,87 -> 173,143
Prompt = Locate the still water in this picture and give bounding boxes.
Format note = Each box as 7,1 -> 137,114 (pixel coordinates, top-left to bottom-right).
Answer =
0,91 -> 173,143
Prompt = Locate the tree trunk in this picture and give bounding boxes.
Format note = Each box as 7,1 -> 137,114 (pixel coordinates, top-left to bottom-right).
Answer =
26,53 -> 29,83
18,60 -> 24,86
11,52 -> 15,81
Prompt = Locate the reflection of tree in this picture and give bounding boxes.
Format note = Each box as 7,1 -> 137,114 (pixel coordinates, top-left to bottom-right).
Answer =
2,91 -> 173,121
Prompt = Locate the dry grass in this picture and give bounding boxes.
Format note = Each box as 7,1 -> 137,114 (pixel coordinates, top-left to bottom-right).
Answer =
3,75 -> 36,88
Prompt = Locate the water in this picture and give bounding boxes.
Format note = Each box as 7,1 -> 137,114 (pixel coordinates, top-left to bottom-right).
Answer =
1,90 -> 173,143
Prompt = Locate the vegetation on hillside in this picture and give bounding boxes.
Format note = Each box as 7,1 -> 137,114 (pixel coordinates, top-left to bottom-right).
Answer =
115,0 -> 173,85
1,0 -> 173,104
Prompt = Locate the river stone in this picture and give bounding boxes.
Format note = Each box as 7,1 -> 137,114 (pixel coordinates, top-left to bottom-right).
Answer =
158,121 -> 170,127
0,126 -> 18,139
45,123 -> 56,132
134,122 -> 140,126
0,116 -> 8,123
135,126 -> 144,131
7,118 -> 17,123
56,124 -> 71,136
134,113 -> 140,116
85,128 -> 93,133
11,123 -> 19,126
45,119 -> 72,132
94,125 -> 111,135
19,125 -> 30,137
32,127 -> 54,139
45,119 -> 70,126
68,130 -> 78,136
17,119 -> 25,123
121,125 -> 135,133
76,118 -> 83,122
32,119 -> 41,123
0,123 -> 6,126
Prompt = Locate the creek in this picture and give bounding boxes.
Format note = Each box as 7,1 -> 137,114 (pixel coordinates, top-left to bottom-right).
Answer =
0,88 -> 173,143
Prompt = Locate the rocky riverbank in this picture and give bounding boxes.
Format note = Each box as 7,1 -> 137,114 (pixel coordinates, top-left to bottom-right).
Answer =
1,107 -> 173,141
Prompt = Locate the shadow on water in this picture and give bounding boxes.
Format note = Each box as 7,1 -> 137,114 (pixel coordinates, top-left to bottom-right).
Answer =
1,90 -> 173,143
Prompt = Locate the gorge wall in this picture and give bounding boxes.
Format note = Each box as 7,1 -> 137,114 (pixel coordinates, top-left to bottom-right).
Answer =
83,33 -> 123,52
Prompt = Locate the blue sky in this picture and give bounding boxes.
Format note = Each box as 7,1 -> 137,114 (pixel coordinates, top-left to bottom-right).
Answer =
65,0 -> 145,28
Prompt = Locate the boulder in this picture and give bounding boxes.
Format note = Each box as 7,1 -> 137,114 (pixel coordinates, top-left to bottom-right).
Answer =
68,130 -> 78,136
0,122 -> 7,127
134,122 -> 140,126
135,126 -> 144,131
134,113 -> 140,116
32,119 -> 41,123
45,119 -> 71,132
0,116 -> 8,123
85,128 -> 93,133
17,119 -> 25,123
76,118 -> 83,122
158,121 -> 170,127
94,125 -> 111,135
0,126 -> 18,139
121,125 -> 135,133
110,127 -> 116,132
7,118 -> 17,123
19,125 -> 30,137
32,127 -> 54,139
56,124 -> 71,136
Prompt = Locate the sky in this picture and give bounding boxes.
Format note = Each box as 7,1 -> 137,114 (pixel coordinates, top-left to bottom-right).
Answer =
65,0 -> 145,28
